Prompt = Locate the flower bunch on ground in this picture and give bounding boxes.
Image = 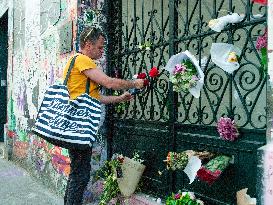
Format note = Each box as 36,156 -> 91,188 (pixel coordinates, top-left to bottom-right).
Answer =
166,191 -> 203,205
165,151 -> 189,171
217,117 -> 239,141
169,59 -> 200,92
97,154 -> 124,205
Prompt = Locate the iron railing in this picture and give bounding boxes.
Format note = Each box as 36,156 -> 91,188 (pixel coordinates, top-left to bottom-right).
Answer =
105,0 -> 267,204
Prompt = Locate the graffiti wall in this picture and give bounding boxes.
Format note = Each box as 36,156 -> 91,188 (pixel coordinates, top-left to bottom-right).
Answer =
5,0 -> 107,201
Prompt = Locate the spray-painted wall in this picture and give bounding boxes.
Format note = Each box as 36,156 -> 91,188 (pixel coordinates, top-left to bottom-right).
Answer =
4,0 -> 107,202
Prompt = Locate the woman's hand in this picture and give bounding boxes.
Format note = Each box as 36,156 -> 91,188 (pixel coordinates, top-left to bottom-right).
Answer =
133,79 -> 145,89
119,92 -> 133,102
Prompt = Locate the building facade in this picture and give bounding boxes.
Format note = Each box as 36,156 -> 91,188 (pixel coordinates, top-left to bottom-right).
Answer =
0,0 -> 272,204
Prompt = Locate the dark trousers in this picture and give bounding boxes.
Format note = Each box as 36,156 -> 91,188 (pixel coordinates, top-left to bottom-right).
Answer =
64,148 -> 92,205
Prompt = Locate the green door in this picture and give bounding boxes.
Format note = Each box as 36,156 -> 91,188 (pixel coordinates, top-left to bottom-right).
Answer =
0,11 -> 8,142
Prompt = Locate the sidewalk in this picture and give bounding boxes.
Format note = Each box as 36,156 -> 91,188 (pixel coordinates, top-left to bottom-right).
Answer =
0,157 -> 63,205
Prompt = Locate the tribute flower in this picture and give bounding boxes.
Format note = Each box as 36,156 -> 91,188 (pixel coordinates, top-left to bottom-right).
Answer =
164,50 -> 204,98
256,29 -> 267,70
217,117 -> 239,141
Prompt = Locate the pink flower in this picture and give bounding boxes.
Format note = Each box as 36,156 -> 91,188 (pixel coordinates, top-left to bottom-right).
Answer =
173,64 -> 186,74
192,75 -> 199,81
217,117 -> 239,141
256,30 -> 267,50
174,193 -> 181,200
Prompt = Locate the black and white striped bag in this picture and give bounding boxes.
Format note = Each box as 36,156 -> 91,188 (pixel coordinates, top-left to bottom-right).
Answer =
33,55 -> 101,150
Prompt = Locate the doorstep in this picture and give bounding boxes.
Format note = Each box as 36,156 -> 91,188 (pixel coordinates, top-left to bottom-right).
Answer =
120,193 -> 163,205
86,193 -> 163,205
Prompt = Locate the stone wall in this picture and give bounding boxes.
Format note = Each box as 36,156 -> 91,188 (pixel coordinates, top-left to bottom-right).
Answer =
3,0 -> 107,202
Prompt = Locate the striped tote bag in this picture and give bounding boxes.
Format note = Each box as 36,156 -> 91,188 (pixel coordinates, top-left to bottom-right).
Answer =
33,55 -> 101,150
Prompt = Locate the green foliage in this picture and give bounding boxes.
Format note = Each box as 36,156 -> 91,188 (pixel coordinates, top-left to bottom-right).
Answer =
166,192 -> 201,205
96,159 -> 122,205
113,91 -> 126,114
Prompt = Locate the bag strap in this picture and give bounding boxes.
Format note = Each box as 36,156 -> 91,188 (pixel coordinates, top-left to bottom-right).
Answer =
63,55 -> 78,85
63,55 -> 91,94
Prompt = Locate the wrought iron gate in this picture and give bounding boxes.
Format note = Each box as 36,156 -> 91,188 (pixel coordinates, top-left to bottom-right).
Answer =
104,0 -> 267,204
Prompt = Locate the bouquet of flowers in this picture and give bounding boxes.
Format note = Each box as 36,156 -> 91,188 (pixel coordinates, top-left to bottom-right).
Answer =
166,191 -> 204,205
97,154 -> 124,205
130,67 -> 159,95
165,150 -> 215,171
256,29 -> 267,70
164,50 -> 204,98
208,13 -> 244,32
197,155 -> 232,185
116,152 -> 145,199
217,117 -> 239,141
210,43 -> 241,74
97,152 -> 145,204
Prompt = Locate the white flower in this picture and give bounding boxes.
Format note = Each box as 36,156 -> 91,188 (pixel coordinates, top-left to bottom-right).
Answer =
182,192 -> 195,200
145,46 -> 151,50
138,44 -> 144,49
156,198 -> 162,204
208,19 -> 219,27
133,74 -> 138,79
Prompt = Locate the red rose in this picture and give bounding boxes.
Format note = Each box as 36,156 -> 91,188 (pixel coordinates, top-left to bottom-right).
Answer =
252,0 -> 267,5
149,67 -> 159,78
144,79 -> 149,86
137,73 -> 147,79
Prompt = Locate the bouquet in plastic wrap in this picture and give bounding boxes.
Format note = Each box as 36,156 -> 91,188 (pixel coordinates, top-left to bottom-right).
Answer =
164,50 -> 204,98
210,43 -> 241,74
197,155 -> 232,185
164,150 -> 215,184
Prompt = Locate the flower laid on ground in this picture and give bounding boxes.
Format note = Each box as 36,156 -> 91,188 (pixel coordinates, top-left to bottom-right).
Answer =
96,152 -> 145,205
164,150 -> 215,171
217,117 -> 239,141
96,154 -> 124,205
197,155 -> 232,185
169,59 -> 200,92
165,151 -> 189,171
256,29 -> 267,70
166,191 -> 204,205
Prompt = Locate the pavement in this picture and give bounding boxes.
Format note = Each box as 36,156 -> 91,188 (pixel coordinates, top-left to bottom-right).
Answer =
0,157 -> 64,205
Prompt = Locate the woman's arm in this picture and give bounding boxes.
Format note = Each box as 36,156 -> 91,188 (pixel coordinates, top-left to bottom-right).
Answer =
83,68 -> 144,90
